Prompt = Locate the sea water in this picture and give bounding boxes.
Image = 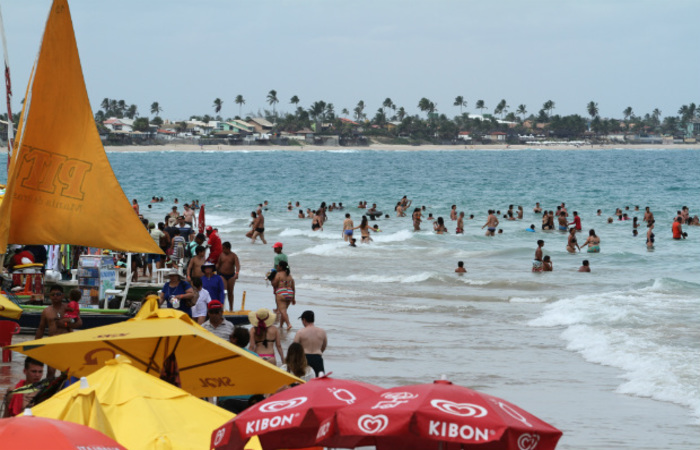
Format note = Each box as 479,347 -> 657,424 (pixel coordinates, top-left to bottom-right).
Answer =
4,148 -> 700,448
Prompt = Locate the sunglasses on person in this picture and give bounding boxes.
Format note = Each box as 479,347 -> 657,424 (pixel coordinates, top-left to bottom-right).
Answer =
209,309 -> 223,314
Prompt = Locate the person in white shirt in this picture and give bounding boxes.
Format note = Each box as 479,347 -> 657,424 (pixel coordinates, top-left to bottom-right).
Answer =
190,277 -> 211,324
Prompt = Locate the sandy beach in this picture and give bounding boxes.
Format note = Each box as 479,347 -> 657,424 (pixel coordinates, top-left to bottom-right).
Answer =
103,143 -> 700,153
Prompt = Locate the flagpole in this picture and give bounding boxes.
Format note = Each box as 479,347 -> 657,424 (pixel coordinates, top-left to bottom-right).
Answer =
0,4 -> 13,172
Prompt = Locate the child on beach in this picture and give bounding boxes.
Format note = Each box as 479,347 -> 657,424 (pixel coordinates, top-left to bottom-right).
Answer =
455,261 -> 466,273
578,260 -> 591,272
543,255 -> 553,271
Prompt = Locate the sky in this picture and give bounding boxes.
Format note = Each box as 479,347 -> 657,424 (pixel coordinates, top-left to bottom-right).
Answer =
1,0 -> 699,122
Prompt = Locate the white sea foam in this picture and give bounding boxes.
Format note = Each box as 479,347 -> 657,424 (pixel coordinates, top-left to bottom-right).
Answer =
530,281 -> 700,422
299,271 -> 437,284
372,229 -> 413,243
279,228 -> 338,240
509,296 -> 549,303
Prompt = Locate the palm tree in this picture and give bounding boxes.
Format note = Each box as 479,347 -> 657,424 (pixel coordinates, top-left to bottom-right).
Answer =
453,96 -> 467,114
341,108 -> 350,118
587,101 -> 599,119
354,100 -> 366,121
101,98 -> 110,114
623,106 -> 633,122
397,107 -> 407,121
543,100 -> 555,118
150,101 -> 162,116
382,98 -> 394,116
325,103 -> 335,121
494,99 -> 508,118
234,95 -> 245,117
213,98 -> 223,114
516,104 -> 527,120
117,100 -> 126,116
267,90 -> 279,116
652,108 -> 662,123
125,104 -> 138,119
290,95 -> 300,109
475,100 -> 486,116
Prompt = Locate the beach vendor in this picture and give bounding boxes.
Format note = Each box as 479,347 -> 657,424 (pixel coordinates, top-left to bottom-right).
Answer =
159,269 -> 194,316
206,226 -> 223,263
2,358 -> 45,417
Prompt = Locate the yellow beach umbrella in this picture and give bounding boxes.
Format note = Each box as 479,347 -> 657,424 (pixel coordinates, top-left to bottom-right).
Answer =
0,294 -> 22,320
9,298 -> 300,397
28,356 -> 261,450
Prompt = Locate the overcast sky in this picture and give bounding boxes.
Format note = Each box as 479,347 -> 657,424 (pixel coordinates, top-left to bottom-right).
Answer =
2,0 -> 698,122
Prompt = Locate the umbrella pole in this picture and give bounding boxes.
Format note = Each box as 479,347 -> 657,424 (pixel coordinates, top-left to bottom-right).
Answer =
144,337 -> 164,374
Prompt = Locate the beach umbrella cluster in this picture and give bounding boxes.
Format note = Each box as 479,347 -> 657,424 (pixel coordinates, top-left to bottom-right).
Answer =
213,375 -> 563,450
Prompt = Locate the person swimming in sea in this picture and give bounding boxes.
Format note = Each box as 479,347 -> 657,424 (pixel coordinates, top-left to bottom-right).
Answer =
646,220 -> 655,249
533,240 -> 544,272
455,261 -> 466,273
580,229 -> 600,253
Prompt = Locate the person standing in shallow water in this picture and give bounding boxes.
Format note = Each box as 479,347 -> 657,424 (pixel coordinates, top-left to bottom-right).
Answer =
580,229 -> 600,253
533,240 -> 544,272
482,210 -> 499,236
567,228 -> 581,253
412,208 -> 422,231
342,213 -> 354,243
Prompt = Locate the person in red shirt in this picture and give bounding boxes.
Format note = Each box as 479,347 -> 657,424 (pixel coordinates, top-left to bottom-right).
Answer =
3,358 -> 44,417
672,217 -> 685,240
569,211 -> 582,231
206,226 -> 223,264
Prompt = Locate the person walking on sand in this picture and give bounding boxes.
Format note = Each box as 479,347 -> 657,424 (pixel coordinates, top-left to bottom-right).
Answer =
533,240 -> 544,272
272,260 -> 296,330
294,310 -> 327,376
566,228 -> 581,253
482,210 -> 499,236
342,213 -> 354,243
217,242 -> 240,311
249,308 -> 284,365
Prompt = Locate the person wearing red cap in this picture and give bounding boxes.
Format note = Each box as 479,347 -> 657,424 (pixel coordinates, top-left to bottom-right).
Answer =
206,226 -> 222,264
273,242 -> 287,270
202,300 -> 233,340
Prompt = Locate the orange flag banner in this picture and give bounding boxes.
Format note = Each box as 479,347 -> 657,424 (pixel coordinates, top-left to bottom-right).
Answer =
0,0 -> 161,254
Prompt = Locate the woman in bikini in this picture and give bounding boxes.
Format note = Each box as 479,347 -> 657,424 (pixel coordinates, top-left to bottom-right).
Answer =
580,229 -> 601,253
355,215 -> 372,243
566,228 -> 580,253
646,221 -> 655,249
541,211 -> 551,230
434,217 -> 448,234
272,261 -> 295,330
248,308 -> 284,365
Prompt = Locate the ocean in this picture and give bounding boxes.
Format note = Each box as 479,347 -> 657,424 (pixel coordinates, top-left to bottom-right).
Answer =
4,148 -> 700,448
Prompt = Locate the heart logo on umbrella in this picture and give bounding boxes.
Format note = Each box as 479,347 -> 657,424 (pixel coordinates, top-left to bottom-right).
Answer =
430,399 -> 488,418
517,433 -> 540,450
357,414 -> 389,434
258,397 -> 308,413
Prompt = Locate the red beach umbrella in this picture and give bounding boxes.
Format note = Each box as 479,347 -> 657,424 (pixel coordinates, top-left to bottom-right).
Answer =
211,374 -> 382,450
318,378 -> 563,450
0,411 -> 127,449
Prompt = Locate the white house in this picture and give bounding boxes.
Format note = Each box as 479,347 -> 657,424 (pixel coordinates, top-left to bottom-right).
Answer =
103,117 -> 134,132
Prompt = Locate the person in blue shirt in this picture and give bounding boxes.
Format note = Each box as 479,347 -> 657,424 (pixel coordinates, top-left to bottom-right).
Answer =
159,269 -> 194,316
201,261 -> 225,305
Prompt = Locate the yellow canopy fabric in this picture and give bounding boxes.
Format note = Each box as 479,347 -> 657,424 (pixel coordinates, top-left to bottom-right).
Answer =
0,294 -> 22,320
0,0 -> 161,254
26,357 -> 262,450
9,298 -> 301,397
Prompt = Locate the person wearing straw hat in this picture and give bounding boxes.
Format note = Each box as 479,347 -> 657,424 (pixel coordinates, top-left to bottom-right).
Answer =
159,269 -> 194,316
249,308 -> 283,366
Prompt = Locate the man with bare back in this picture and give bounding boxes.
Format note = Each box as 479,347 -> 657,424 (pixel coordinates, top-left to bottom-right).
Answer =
481,210 -> 499,236
217,241 -> 241,311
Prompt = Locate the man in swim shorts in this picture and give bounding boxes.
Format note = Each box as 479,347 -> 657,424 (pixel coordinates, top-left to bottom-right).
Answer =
294,310 -> 327,376
342,214 -> 354,242
481,210 -> 499,236
533,240 -> 544,272
217,242 -> 240,311
456,212 -> 464,234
